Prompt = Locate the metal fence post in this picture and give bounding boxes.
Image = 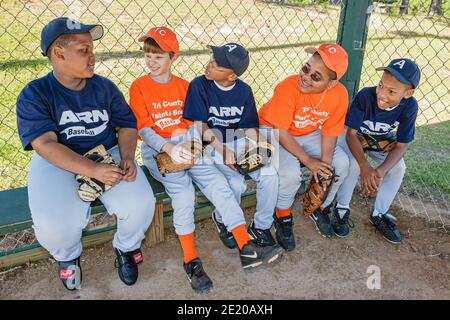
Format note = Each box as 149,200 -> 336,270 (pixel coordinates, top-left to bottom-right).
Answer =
337,0 -> 373,100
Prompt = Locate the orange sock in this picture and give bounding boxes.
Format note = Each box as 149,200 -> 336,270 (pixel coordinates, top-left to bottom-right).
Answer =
231,224 -> 251,250
275,208 -> 291,218
178,233 -> 198,264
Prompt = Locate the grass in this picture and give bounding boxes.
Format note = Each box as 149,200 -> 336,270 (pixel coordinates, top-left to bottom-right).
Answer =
0,0 -> 448,202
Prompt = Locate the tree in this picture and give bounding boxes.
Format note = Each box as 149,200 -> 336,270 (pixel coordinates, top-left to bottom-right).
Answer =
399,0 -> 409,15
428,0 -> 443,16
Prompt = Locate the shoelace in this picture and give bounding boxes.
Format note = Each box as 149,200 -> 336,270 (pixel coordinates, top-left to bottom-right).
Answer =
336,211 -> 355,228
114,251 -> 134,269
191,262 -> 206,278
374,215 -> 397,233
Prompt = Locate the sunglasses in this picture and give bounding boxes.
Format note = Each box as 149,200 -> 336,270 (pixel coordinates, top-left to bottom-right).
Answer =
301,65 -> 323,82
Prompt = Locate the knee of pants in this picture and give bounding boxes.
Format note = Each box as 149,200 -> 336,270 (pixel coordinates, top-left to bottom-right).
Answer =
259,172 -> 279,189
333,155 -> 350,180
113,192 -> 156,222
386,161 -> 406,178
170,190 -> 196,212
33,222 -> 82,252
348,158 -> 361,176
228,175 -> 247,196
279,166 -> 302,190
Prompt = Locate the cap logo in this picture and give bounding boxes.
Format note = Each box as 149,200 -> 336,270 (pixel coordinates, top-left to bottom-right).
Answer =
66,18 -> 81,30
225,44 -> 237,52
393,60 -> 406,69
328,47 -> 337,54
155,27 -> 167,36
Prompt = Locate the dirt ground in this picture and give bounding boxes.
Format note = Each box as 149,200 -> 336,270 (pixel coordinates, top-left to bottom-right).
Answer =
1,194 -> 449,300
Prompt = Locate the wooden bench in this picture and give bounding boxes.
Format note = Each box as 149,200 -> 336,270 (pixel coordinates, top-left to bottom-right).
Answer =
0,166 -> 259,269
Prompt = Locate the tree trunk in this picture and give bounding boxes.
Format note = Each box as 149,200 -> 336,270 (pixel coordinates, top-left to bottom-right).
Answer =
399,0 -> 409,15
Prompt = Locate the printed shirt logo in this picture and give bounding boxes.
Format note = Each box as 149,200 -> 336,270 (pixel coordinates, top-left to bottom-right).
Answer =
59,109 -> 109,140
151,100 -> 185,131
208,106 -> 244,127
360,120 -> 399,135
292,107 -> 329,129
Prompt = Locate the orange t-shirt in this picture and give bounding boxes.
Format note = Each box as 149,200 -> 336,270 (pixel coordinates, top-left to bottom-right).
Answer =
259,75 -> 349,136
129,74 -> 191,138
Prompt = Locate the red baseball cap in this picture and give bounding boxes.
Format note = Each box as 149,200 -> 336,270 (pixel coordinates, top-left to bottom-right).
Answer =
138,26 -> 179,54
305,43 -> 348,80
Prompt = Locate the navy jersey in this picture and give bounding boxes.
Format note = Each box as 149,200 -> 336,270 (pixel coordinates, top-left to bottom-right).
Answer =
16,72 -> 136,155
183,75 -> 259,143
345,87 -> 418,143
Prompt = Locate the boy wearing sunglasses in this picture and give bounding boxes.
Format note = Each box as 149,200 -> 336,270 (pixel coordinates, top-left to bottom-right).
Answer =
258,44 -> 350,249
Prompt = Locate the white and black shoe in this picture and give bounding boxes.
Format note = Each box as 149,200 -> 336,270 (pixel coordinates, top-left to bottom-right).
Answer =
211,210 -> 237,249
247,221 -> 276,247
309,206 -> 335,238
331,206 -> 353,237
58,256 -> 82,291
369,213 -> 402,244
183,258 -> 213,293
273,213 -> 296,251
239,240 -> 283,269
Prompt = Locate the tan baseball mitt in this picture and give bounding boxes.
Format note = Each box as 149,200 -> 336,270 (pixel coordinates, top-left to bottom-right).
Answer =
155,140 -> 203,175
302,170 -> 338,216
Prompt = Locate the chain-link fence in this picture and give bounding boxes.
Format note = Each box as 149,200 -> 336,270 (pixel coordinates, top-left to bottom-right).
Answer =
0,0 -> 449,256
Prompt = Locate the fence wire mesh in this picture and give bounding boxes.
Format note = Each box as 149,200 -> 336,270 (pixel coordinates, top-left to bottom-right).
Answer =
0,0 -> 449,256
361,1 -> 449,228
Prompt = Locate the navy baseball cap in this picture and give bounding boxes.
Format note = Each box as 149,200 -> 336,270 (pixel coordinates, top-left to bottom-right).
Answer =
41,17 -> 104,56
376,58 -> 421,88
208,43 -> 250,76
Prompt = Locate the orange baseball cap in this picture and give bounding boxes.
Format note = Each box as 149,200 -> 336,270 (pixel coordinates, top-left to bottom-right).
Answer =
305,43 -> 348,80
137,26 -> 179,54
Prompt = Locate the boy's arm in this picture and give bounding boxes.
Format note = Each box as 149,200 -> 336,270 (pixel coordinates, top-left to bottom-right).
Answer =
31,132 -> 124,185
117,127 -> 138,181
376,143 -> 408,178
346,128 -> 380,195
278,128 -> 333,184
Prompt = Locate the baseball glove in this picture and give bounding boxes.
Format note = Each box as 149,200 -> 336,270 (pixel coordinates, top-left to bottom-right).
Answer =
302,170 -> 338,216
75,145 -> 118,202
155,140 -> 203,175
234,138 -> 275,175
357,132 -> 397,152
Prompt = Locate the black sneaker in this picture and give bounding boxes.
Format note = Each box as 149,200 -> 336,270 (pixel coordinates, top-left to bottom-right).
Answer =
369,213 -> 402,244
239,240 -> 283,269
273,213 -> 296,251
309,207 -> 335,238
247,221 -> 276,247
211,210 -> 237,249
58,256 -> 82,291
331,207 -> 353,237
183,258 -> 213,293
114,247 -> 143,286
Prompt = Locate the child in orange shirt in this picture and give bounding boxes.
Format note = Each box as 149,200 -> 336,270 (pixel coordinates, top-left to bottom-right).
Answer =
258,44 -> 350,249
129,27 -> 270,293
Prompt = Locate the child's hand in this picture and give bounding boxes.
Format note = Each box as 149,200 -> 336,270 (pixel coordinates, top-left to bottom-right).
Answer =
222,147 -> 237,170
93,163 -> 125,186
164,142 -> 194,164
304,156 -> 334,185
360,164 -> 380,196
120,158 -> 137,182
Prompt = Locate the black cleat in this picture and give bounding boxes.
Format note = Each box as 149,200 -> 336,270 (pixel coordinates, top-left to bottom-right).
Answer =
58,256 -> 82,291
248,221 -> 276,247
114,247 -> 143,286
211,210 -> 237,249
331,207 -> 353,237
239,240 -> 283,269
369,213 -> 402,244
309,207 -> 335,238
273,213 -> 296,251
183,258 -> 213,293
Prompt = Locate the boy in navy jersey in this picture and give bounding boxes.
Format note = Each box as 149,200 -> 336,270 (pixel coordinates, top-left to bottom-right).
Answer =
183,43 -> 283,266
16,18 -> 155,290
331,58 -> 421,244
